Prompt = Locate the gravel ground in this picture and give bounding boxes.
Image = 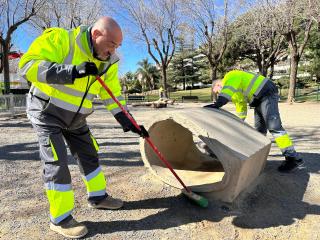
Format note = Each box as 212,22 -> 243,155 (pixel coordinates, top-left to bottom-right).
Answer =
0,102 -> 319,240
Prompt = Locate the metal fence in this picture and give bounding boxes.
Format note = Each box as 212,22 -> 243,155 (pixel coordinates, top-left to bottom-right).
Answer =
279,85 -> 320,101
0,85 -> 318,114
0,94 -> 27,114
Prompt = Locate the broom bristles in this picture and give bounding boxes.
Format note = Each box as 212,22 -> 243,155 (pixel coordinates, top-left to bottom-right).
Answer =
182,189 -> 209,208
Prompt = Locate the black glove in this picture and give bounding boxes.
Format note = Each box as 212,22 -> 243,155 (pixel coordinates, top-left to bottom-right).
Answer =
73,62 -> 98,79
130,125 -> 150,138
114,111 -> 150,138
203,103 -> 220,109
203,96 -> 229,109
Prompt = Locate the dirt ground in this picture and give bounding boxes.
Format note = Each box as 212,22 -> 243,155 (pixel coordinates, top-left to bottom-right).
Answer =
0,102 -> 319,240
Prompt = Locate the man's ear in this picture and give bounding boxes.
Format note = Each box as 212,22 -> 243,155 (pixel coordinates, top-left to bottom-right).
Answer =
92,29 -> 102,40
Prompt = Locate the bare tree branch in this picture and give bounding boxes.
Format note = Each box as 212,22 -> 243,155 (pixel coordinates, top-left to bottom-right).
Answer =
30,0 -> 103,32
0,0 -> 45,93
113,0 -> 181,97
265,0 -> 314,103
183,0 -> 232,99
234,1 -> 286,76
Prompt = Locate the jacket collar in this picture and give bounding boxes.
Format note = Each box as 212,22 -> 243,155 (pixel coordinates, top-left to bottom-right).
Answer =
75,25 -> 119,64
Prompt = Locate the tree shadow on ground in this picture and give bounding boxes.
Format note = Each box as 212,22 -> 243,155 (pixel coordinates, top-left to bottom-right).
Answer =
84,152 -> 320,236
0,122 -> 31,128
98,141 -> 139,147
0,141 -> 142,167
0,142 -> 39,161
84,194 -> 227,236
89,124 -> 123,130
98,158 -> 143,167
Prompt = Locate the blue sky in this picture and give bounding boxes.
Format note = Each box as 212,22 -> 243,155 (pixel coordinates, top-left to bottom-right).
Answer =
13,24 -> 151,77
9,0 -> 238,77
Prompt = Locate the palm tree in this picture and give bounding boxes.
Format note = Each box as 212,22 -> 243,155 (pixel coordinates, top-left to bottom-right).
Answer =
136,58 -> 159,91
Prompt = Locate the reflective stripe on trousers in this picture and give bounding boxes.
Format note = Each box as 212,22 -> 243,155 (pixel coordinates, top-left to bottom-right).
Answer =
31,122 -> 106,224
254,93 -> 298,158
82,166 -> 106,197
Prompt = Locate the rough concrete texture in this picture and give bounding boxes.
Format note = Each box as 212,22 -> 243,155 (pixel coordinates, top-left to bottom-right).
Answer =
140,108 -> 271,202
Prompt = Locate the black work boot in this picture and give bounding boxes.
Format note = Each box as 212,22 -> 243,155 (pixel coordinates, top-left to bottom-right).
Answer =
278,156 -> 304,173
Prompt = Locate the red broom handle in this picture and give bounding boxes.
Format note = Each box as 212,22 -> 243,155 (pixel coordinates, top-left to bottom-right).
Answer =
96,75 -> 191,192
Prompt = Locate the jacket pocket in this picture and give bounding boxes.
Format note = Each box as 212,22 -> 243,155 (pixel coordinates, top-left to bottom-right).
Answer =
27,93 -> 50,113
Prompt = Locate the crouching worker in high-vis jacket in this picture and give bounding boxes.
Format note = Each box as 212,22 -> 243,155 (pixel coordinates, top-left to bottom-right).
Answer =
19,16 -> 149,239
204,70 -> 303,173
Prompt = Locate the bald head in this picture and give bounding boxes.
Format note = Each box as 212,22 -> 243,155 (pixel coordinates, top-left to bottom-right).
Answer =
91,16 -> 123,61
93,17 -> 122,36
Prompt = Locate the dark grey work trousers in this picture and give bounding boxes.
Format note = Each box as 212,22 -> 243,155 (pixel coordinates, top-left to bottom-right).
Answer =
254,93 -> 298,158
32,123 -> 100,184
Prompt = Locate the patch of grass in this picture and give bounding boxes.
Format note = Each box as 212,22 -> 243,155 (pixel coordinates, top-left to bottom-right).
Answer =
141,88 -> 212,103
134,87 -> 320,103
168,88 -> 212,102
279,87 -> 320,102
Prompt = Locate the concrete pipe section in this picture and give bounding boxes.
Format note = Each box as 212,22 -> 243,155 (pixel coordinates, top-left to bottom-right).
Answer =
140,108 -> 271,202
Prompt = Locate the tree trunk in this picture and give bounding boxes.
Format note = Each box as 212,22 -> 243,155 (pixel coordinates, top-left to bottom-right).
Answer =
260,67 -> 267,76
288,52 -> 299,103
161,65 -> 168,98
146,77 -> 152,91
3,42 -> 11,94
0,55 -> 3,73
151,77 -> 155,90
210,66 -> 217,101
182,59 -> 186,90
256,57 -> 268,76
0,44 -> 3,73
256,54 -> 263,75
268,57 -> 276,80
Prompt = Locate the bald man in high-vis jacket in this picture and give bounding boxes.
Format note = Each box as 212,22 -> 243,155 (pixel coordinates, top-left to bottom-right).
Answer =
19,16 -> 148,238
204,70 -> 303,173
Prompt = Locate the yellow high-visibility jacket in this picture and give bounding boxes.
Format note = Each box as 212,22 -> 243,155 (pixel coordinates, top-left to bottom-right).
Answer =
220,70 -> 268,120
19,25 -> 126,127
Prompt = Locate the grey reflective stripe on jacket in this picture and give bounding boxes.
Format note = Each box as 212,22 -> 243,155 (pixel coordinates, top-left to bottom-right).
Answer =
218,93 -> 232,101
19,60 -> 35,81
19,30 -> 75,85
52,85 -> 96,100
34,29 -> 75,85
226,86 -> 240,93
245,72 -> 268,103
103,96 -> 125,105
64,30 -> 75,64
110,106 -> 128,116
253,78 -> 269,97
103,95 -> 128,116
30,87 -> 93,115
219,85 -> 241,101
244,73 -> 259,97
37,61 -> 74,84
110,106 -> 128,115
50,98 -> 93,114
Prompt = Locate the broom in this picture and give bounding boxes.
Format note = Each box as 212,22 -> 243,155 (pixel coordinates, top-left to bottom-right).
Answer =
96,75 -> 208,208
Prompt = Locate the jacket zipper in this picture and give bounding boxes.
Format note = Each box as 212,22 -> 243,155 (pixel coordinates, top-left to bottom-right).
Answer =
67,60 -> 119,129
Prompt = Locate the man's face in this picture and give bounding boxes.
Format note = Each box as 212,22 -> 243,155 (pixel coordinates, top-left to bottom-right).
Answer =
93,29 -> 122,61
213,82 -> 222,94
